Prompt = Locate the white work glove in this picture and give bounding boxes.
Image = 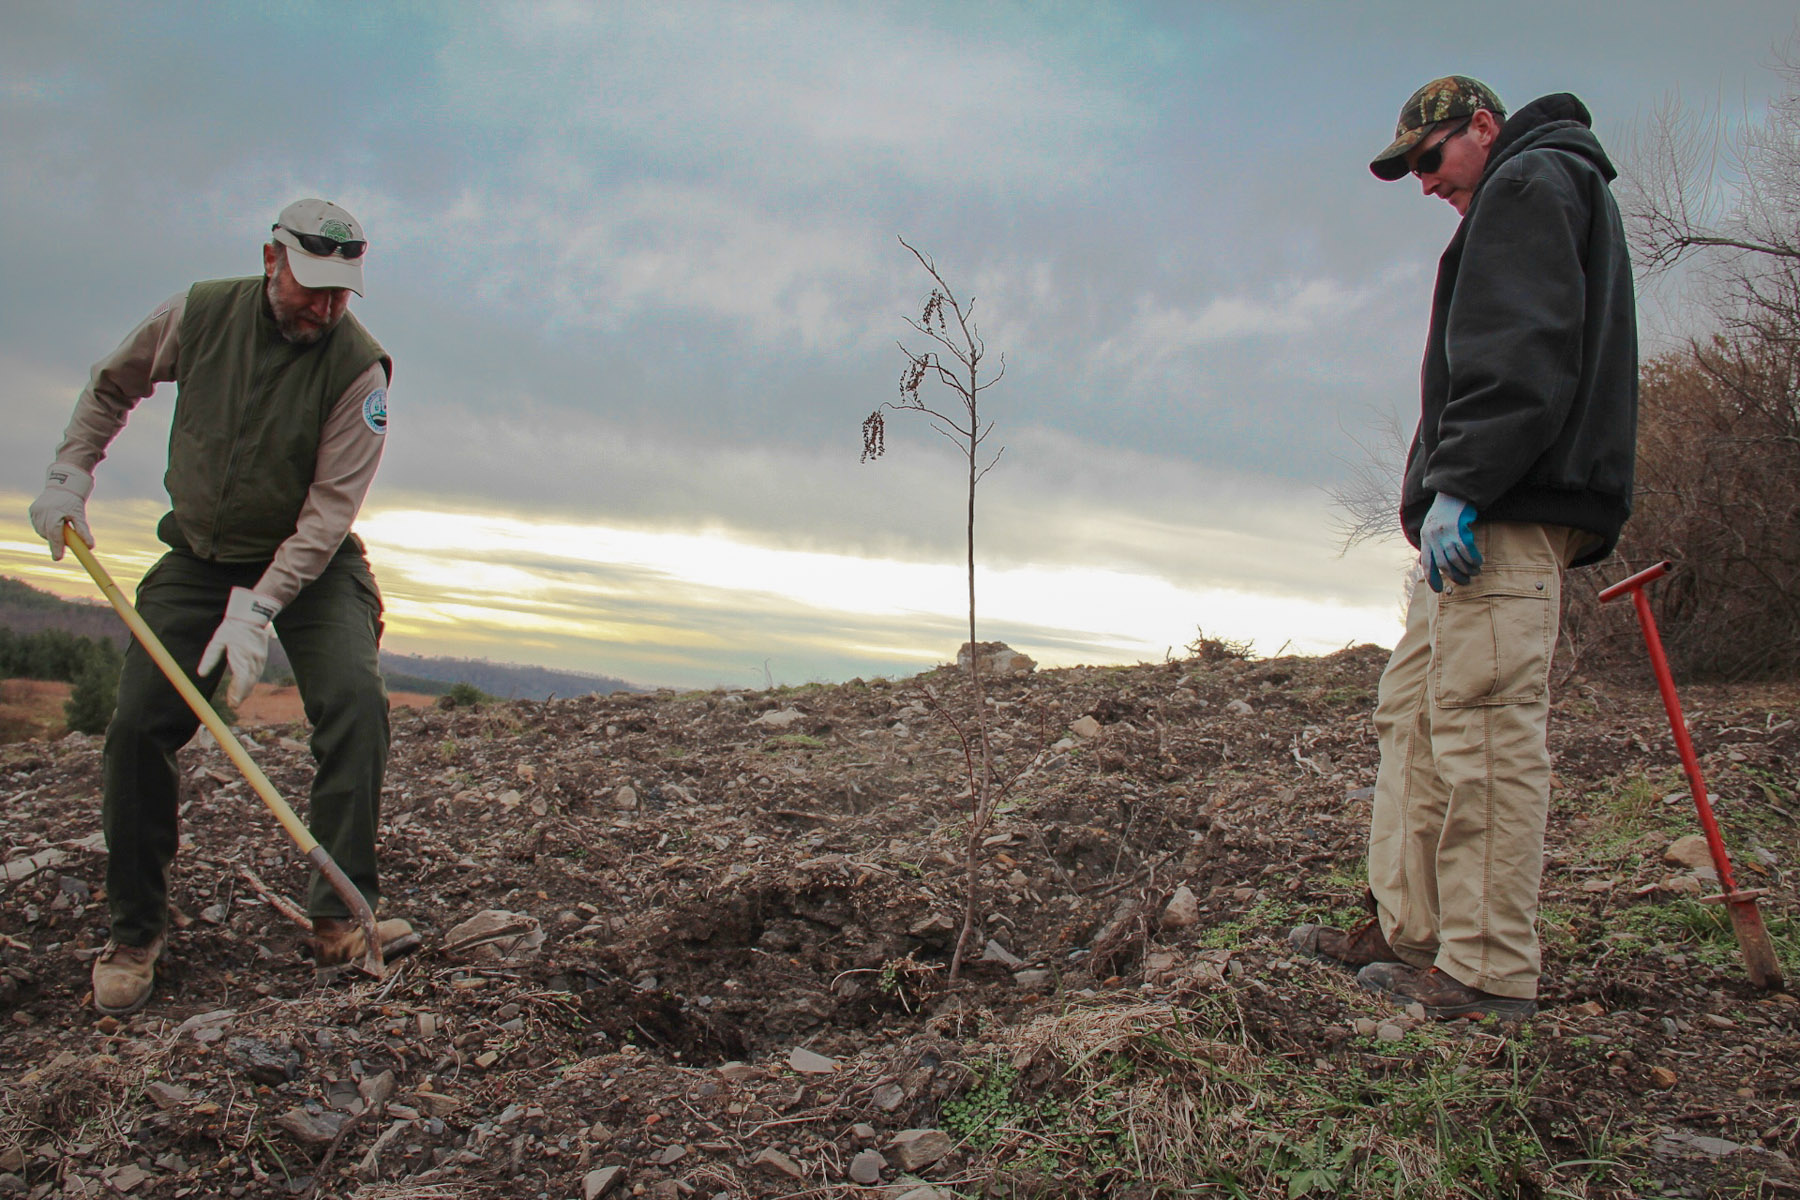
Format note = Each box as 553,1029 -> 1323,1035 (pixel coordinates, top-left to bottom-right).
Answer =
198,587 -> 283,707
27,463 -> 95,561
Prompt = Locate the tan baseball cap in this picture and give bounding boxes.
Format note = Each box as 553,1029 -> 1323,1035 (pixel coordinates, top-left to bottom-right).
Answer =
270,198 -> 367,294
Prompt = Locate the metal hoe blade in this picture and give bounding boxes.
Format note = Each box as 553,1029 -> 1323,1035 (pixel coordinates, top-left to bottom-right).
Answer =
1600,561 -> 1784,991
62,525 -> 385,978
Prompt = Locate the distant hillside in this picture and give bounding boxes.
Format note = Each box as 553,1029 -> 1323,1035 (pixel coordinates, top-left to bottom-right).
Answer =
0,578 -> 128,647
0,576 -> 642,700
375,653 -> 640,700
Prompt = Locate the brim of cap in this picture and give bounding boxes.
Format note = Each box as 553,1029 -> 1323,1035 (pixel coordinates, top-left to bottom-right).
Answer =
284,247 -> 365,295
1369,129 -> 1426,181
273,228 -> 365,295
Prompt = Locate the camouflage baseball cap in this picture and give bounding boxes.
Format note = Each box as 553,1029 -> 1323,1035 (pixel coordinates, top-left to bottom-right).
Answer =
1369,76 -> 1505,181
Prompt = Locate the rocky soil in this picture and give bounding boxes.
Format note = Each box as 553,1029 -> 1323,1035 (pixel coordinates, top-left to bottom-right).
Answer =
0,645 -> 1796,1199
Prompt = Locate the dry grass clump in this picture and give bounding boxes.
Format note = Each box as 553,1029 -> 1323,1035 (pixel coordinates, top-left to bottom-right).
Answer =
953,994 -> 1618,1199
0,1050 -> 149,1151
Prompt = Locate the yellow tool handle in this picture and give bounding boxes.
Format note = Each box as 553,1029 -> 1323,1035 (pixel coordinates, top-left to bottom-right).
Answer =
61,528 -> 321,854
61,524 -> 385,976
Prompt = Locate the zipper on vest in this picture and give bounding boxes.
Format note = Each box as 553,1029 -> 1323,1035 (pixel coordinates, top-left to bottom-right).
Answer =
210,336 -> 283,554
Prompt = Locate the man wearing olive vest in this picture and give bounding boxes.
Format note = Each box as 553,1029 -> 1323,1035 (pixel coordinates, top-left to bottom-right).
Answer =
29,199 -> 416,1015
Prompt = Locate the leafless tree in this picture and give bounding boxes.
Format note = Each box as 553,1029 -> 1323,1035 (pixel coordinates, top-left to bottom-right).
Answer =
1621,48 -> 1800,284
1326,406 -> 1409,553
1568,47 -> 1800,681
861,237 -> 1006,978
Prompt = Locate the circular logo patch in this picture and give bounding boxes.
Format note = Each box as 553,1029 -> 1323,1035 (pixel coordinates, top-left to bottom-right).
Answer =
362,388 -> 388,435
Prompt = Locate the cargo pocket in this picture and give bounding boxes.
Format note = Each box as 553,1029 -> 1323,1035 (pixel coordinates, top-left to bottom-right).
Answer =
1431,565 -> 1555,707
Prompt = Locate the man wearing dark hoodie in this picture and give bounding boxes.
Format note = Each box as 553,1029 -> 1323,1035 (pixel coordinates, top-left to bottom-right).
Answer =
1288,78 -> 1637,1019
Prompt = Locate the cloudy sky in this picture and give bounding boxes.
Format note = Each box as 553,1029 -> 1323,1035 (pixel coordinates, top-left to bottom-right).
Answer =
2,3 -> 1793,689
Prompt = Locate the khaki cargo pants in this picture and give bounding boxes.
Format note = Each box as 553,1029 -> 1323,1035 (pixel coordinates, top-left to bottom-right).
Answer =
1368,522 -> 1591,1000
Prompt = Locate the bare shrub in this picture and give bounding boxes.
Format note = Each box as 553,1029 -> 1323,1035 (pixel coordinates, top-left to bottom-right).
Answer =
1566,343 -> 1800,681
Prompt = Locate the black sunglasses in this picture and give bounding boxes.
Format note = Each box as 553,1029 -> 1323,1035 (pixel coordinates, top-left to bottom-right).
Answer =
1411,118 -> 1472,177
274,224 -> 367,259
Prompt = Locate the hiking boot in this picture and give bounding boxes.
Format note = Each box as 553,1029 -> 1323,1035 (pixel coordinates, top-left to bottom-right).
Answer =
1288,916 -> 1400,968
92,934 -> 166,1015
1356,962 -> 1537,1021
306,917 -> 422,968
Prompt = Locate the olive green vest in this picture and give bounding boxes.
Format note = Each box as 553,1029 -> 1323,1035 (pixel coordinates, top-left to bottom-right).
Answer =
159,277 -> 390,561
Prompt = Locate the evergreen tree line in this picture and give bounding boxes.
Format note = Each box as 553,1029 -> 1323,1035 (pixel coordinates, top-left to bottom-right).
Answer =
0,626 -> 121,734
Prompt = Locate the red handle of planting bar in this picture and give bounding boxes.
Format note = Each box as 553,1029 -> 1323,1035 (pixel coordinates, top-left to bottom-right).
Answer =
1597,561 -> 1740,894
1597,560 -> 1672,604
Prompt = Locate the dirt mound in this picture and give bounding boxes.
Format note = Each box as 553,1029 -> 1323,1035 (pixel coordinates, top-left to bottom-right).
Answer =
1,649 -> 1795,1198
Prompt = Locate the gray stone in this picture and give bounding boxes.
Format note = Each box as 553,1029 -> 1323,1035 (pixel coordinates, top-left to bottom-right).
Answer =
274,1108 -> 343,1145
443,909 -> 545,960
224,1037 -> 299,1085
582,1165 -> 625,1199
850,1149 -> 888,1184
145,1082 -> 192,1110
753,709 -> 807,728
1663,835 -> 1714,871
1013,969 -> 1053,992
612,786 -> 640,811
981,939 -> 1023,968
357,1070 -> 396,1112
957,642 -> 1036,676
788,1047 -> 837,1074
752,1147 -> 805,1179
716,1061 -> 764,1084
887,1129 -> 953,1172
1656,1130 -> 1751,1158
1160,885 -> 1200,929
872,1084 -> 906,1111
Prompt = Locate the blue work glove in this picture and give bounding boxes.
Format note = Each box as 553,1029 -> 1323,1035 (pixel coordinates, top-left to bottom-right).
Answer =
1419,492 -> 1481,592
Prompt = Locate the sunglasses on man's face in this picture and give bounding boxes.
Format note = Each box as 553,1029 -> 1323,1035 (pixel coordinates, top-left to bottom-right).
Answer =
275,225 -> 368,259
1411,118 -> 1472,177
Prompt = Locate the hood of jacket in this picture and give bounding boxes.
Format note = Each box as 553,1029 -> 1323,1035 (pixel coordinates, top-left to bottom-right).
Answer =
1479,93 -> 1616,188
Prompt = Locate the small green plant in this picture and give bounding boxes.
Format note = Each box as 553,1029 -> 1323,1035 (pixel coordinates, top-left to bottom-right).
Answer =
443,681 -> 496,708
1263,1120 -> 1358,1197
63,640 -> 122,734
875,953 -> 941,1013
943,1057 -> 1067,1153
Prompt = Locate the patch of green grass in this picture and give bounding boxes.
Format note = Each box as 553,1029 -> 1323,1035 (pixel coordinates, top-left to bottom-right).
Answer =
1195,893 -> 1320,950
953,997 -> 1632,1198
1537,902 -> 1586,957
1576,770 -> 1691,860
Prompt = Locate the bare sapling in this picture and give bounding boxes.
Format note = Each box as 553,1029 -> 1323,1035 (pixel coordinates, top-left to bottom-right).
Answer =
861,236 -> 1006,978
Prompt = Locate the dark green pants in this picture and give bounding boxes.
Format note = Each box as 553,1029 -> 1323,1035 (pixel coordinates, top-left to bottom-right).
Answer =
102,542 -> 389,946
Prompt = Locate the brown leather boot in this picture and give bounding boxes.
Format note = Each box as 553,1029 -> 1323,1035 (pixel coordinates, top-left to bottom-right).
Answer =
1356,962 -> 1537,1021
92,934 -> 166,1015
1288,916 -> 1400,968
306,917 -> 421,968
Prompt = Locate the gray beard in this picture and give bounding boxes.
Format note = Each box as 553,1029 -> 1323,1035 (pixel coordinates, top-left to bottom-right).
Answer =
266,278 -> 332,345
